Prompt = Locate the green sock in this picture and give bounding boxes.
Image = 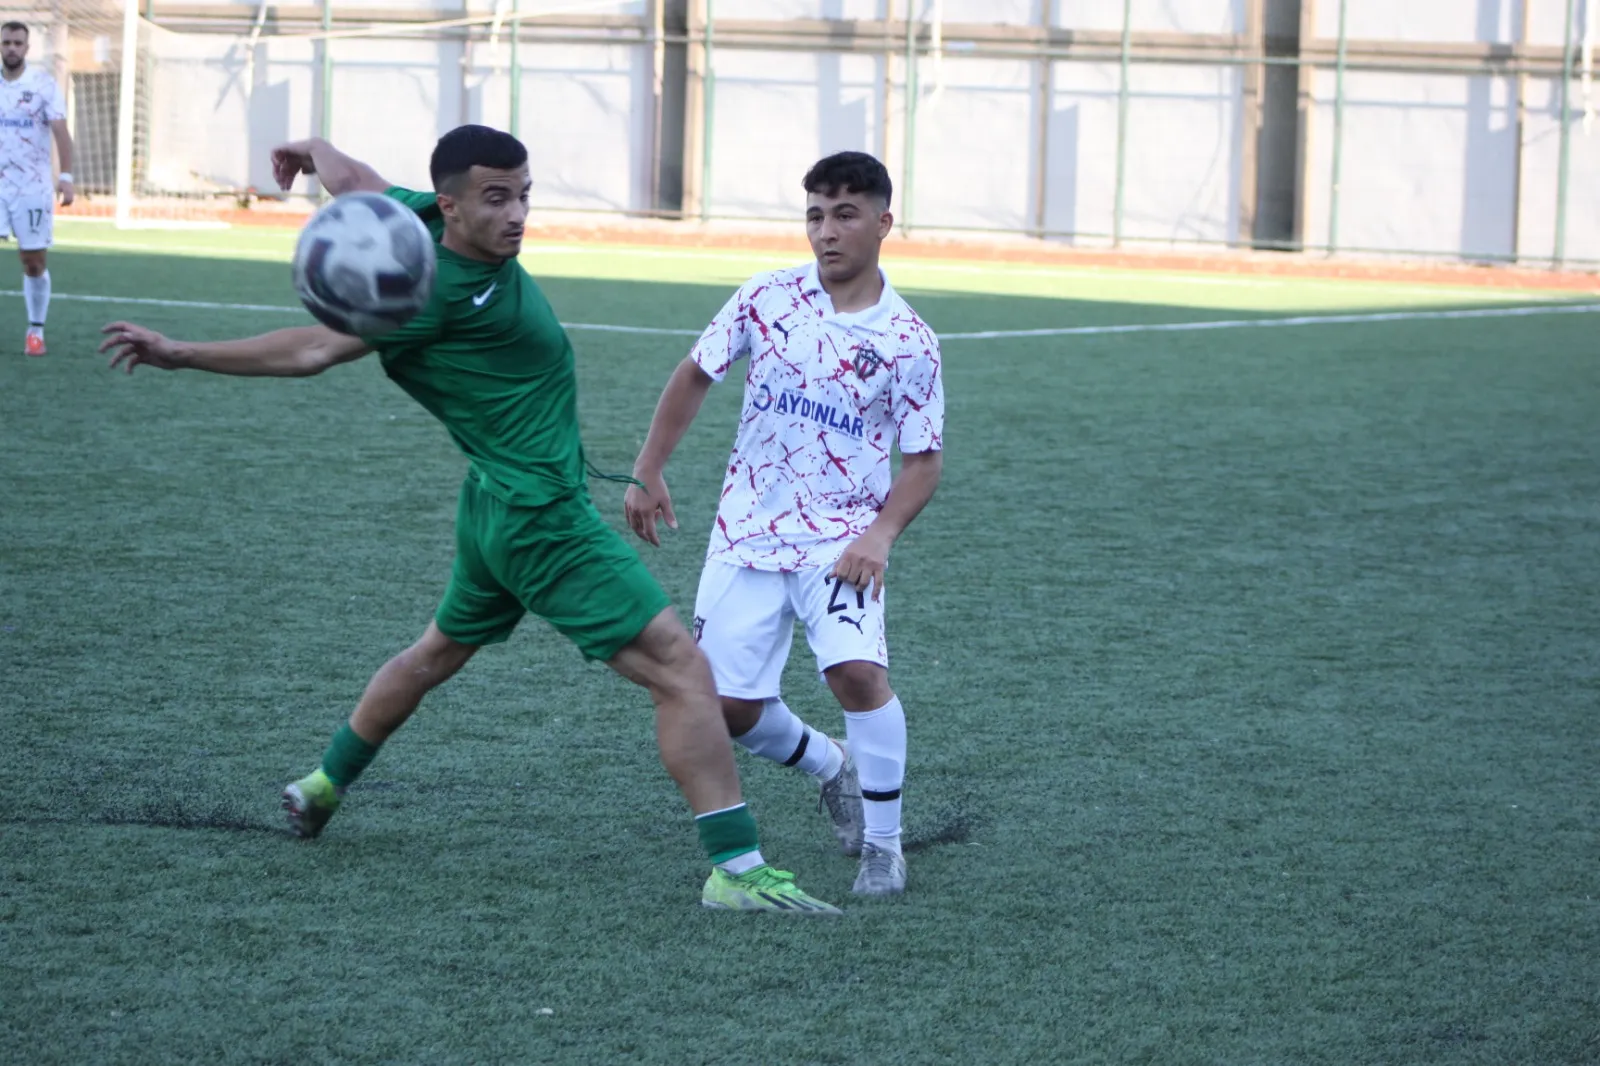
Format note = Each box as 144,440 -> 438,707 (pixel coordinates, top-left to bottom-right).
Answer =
320,723 -> 381,789
695,803 -> 761,866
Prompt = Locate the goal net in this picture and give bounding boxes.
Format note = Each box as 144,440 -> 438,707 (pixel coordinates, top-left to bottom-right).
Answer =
1,0 -> 245,227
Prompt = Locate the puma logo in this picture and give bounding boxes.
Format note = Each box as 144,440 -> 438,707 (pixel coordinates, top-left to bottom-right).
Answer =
472,283 -> 498,307
837,615 -> 865,633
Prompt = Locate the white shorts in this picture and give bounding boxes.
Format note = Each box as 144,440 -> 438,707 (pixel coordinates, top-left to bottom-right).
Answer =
693,560 -> 888,700
0,196 -> 52,251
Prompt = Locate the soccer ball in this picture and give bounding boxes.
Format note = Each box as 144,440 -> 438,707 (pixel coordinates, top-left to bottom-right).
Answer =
292,191 -> 437,337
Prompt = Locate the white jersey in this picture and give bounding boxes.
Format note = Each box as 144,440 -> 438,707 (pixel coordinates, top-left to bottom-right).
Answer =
691,263 -> 944,572
0,65 -> 63,202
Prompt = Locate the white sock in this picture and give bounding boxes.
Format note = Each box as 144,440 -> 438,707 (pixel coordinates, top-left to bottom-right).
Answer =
844,696 -> 906,852
734,698 -> 843,781
22,270 -> 49,327
716,849 -> 766,876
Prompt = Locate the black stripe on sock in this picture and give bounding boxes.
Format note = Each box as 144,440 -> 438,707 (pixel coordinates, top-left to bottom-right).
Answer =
861,787 -> 902,802
782,731 -> 811,768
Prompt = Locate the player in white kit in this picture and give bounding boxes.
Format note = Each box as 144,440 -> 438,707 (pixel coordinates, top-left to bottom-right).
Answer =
626,152 -> 945,896
0,22 -> 73,356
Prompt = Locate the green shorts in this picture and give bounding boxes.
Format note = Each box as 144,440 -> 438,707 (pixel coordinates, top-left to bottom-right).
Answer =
435,475 -> 672,661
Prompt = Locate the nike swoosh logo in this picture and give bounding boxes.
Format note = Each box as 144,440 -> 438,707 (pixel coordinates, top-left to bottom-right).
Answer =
472,283 -> 497,307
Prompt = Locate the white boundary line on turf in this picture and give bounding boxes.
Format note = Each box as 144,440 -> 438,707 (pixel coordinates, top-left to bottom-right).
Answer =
522,245 -> 1587,301
47,232 -> 1588,302
15,289 -> 1600,341
7,290 -> 707,336
937,301 -> 1600,339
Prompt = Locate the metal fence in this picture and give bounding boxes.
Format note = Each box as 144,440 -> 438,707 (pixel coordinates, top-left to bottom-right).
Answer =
64,1 -> 1600,267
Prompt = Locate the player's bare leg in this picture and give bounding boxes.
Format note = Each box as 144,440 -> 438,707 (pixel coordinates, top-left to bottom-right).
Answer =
609,609 -> 840,913
723,694 -> 863,856
283,622 -> 477,837
607,610 -> 746,815
20,248 -> 48,355
826,660 -> 907,895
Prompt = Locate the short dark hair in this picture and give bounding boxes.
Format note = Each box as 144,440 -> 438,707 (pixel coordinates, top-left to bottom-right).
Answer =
1,22 -> 29,37
802,151 -> 892,208
429,124 -> 528,192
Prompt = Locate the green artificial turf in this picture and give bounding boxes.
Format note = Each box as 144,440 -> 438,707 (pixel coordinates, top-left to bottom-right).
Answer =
2,225 -> 1596,1065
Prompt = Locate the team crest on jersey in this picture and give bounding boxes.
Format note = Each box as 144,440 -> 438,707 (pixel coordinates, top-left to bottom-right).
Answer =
18,92 -> 30,103
692,616 -> 705,643
853,342 -> 887,381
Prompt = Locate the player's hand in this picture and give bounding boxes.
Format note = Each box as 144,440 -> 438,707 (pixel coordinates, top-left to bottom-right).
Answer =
625,471 -> 678,548
271,140 -> 320,191
56,177 -> 73,207
831,531 -> 890,601
101,321 -> 185,374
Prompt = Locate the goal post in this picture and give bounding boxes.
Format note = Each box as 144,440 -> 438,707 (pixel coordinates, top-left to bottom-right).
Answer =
0,0 -> 244,228
111,0 -> 134,226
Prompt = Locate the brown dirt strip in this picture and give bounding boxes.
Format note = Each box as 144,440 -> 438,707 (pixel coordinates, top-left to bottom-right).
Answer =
61,201 -> 1600,295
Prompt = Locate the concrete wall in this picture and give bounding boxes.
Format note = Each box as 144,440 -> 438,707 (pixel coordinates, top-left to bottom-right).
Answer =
1302,69 -> 1520,259
80,0 -> 1600,262
708,47 -> 886,219
1300,0 -> 1595,262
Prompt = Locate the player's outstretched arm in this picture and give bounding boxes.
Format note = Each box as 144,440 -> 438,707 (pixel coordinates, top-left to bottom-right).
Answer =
101,321 -> 371,378
625,357 -> 716,546
271,138 -> 388,196
831,449 -> 943,601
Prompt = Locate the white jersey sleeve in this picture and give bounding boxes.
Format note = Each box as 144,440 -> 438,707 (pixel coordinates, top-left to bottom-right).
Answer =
891,324 -> 944,454
689,280 -> 757,382
40,74 -> 64,123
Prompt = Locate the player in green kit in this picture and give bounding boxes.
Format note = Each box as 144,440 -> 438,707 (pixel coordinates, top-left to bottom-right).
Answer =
99,126 -> 839,913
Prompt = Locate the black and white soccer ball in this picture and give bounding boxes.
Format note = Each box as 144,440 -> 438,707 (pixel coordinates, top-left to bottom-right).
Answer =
292,191 -> 437,337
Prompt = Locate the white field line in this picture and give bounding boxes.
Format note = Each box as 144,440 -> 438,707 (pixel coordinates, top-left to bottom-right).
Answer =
936,301 -> 1600,340
18,289 -> 1600,341
523,246 -> 1589,301
48,233 -> 1588,302
14,290 -> 705,336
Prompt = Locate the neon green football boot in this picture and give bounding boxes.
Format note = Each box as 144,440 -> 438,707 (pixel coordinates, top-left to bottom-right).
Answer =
701,865 -> 843,914
281,768 -> 343,839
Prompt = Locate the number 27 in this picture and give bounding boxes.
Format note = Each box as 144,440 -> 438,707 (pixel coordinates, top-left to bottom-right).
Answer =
827,576 -> 866,614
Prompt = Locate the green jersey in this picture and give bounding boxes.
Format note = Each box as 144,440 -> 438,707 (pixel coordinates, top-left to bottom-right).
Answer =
359,187 -> 584,506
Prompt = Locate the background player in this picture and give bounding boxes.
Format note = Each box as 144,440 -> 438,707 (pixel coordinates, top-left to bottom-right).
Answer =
625,151 -> 944,897
0,21 -> 73,356
98,127 -> 838,914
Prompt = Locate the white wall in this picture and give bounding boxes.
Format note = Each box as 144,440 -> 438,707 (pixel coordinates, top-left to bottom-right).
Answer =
110,0 -> 1600,263
905,55 -> 1034,230
144,31 -> 318,195
1518,76 -> 1600,263
712,0 -> 885,18
1303,70 -> 1519,259
1313,0 -> 1522,44
510,42 -> 655,212
708,47 -> 886,220
1059,0 -> 1245,34
329,37 -> 463,191
1299,0 -> 1599,262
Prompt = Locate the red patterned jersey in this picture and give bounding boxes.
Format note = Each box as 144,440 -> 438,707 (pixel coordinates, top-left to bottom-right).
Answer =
0,66 -> 63,202
691,263 -> 944,572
